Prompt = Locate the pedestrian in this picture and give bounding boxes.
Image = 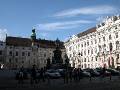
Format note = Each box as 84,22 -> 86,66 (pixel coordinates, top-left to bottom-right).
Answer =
18,66 -> 24,84
39,68 -> 45,83
78,68 -> 82,82
89,70 -> 92,81
102,66 -> 106,78
30,65 -> 37,85
69,68 -> 73,82
64,69 -> 69,84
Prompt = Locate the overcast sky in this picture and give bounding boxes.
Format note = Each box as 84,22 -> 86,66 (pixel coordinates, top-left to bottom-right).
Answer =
0,0 -> 120,41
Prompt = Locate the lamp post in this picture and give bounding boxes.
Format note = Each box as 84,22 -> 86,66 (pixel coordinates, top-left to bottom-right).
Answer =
78,52 -> 81,68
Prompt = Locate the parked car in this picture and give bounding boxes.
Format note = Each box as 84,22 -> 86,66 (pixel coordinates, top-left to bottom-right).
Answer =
95,68 -> 111,77
45,69 -> 61,79
56,69 -> 65,77
106,68 -> 120,76
84,68 -> 100,77
81,70 -> 91,77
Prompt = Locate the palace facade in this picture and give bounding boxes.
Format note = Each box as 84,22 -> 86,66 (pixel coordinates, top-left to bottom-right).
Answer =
64,15 -> 120,69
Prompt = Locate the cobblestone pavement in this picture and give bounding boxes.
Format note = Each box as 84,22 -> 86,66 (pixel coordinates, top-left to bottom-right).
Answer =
1,76 -> 120,90
1,70 -> 120,90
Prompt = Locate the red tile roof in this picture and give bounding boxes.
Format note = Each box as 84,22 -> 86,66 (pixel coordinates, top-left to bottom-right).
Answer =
77,27 -> 96,37
6,36 -> 65,49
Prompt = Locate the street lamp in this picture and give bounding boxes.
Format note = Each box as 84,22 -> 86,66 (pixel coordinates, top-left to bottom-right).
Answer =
78,52 -> 81,68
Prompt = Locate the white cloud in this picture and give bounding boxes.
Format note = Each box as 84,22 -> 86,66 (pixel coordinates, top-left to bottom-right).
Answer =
40,33 -> 48,37
96,16 -> 106,23
36,20 -> 92,31
0,28 -> 7,41
54,5 -> 118,17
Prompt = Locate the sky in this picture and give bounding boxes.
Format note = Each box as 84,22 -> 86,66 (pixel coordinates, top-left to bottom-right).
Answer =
0,0 -> 120,41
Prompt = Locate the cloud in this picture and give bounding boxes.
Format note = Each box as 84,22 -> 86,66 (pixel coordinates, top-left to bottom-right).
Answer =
40,33 -> 48,37
54,5 -> 118,17
0,28 -> 7,41
96,16 -> 106,22
36,20 -> 93,31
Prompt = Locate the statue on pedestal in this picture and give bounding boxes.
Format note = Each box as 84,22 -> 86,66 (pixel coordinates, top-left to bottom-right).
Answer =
52,38 -> 63,64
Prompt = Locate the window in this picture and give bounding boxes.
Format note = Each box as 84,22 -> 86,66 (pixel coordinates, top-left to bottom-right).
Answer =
116,33 -> 118,38
81,44 -> 83,47
109,43 -> 113,51
88,50 -> 90,55
81,52 -> 83,56
91,57 -> 93,61
44,53 -> 46,57
87,41 -> 89,46
88,58 -> 89,62
117,54 -> 119,59
22,52 -> 25,56
91,49 -> 93,54
15,58 -> 18,63
84,64 -> 87,68
95,48 -> 97,53
116,41 -> 119,49
109,35 -> 112,40
69,47 -> 71,51
84,58 -> 86,62
91,41 -> 93,45
95,57 -> 97,61
99,38 -> 101,43
95,39 -> 97,44
84,50 -> 86,55
0,43 -> 3,46
88,64 -> 90,68
103,37 -> 105,41
99,45 -> 101,51
15,51 -> 18,56
28,52 -> 30,56
0,50 -> 2,55
9,59 -> 11,63
9,51 -> 12,56
84,42 -> 86,47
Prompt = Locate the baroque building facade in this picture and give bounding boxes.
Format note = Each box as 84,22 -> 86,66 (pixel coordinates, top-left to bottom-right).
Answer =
4,29 -> 66,69
64,15 -> 120,69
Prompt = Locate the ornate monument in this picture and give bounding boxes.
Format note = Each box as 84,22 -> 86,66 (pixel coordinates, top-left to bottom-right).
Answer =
52,38 -> 63,64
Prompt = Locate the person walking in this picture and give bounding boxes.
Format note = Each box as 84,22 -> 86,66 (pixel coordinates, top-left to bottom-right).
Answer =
30,65 -> 37,85
18,66 -> 24,84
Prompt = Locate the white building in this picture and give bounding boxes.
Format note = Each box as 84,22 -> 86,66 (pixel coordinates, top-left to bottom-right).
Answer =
64,15 -> 120,69
5,30 -> 66,69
